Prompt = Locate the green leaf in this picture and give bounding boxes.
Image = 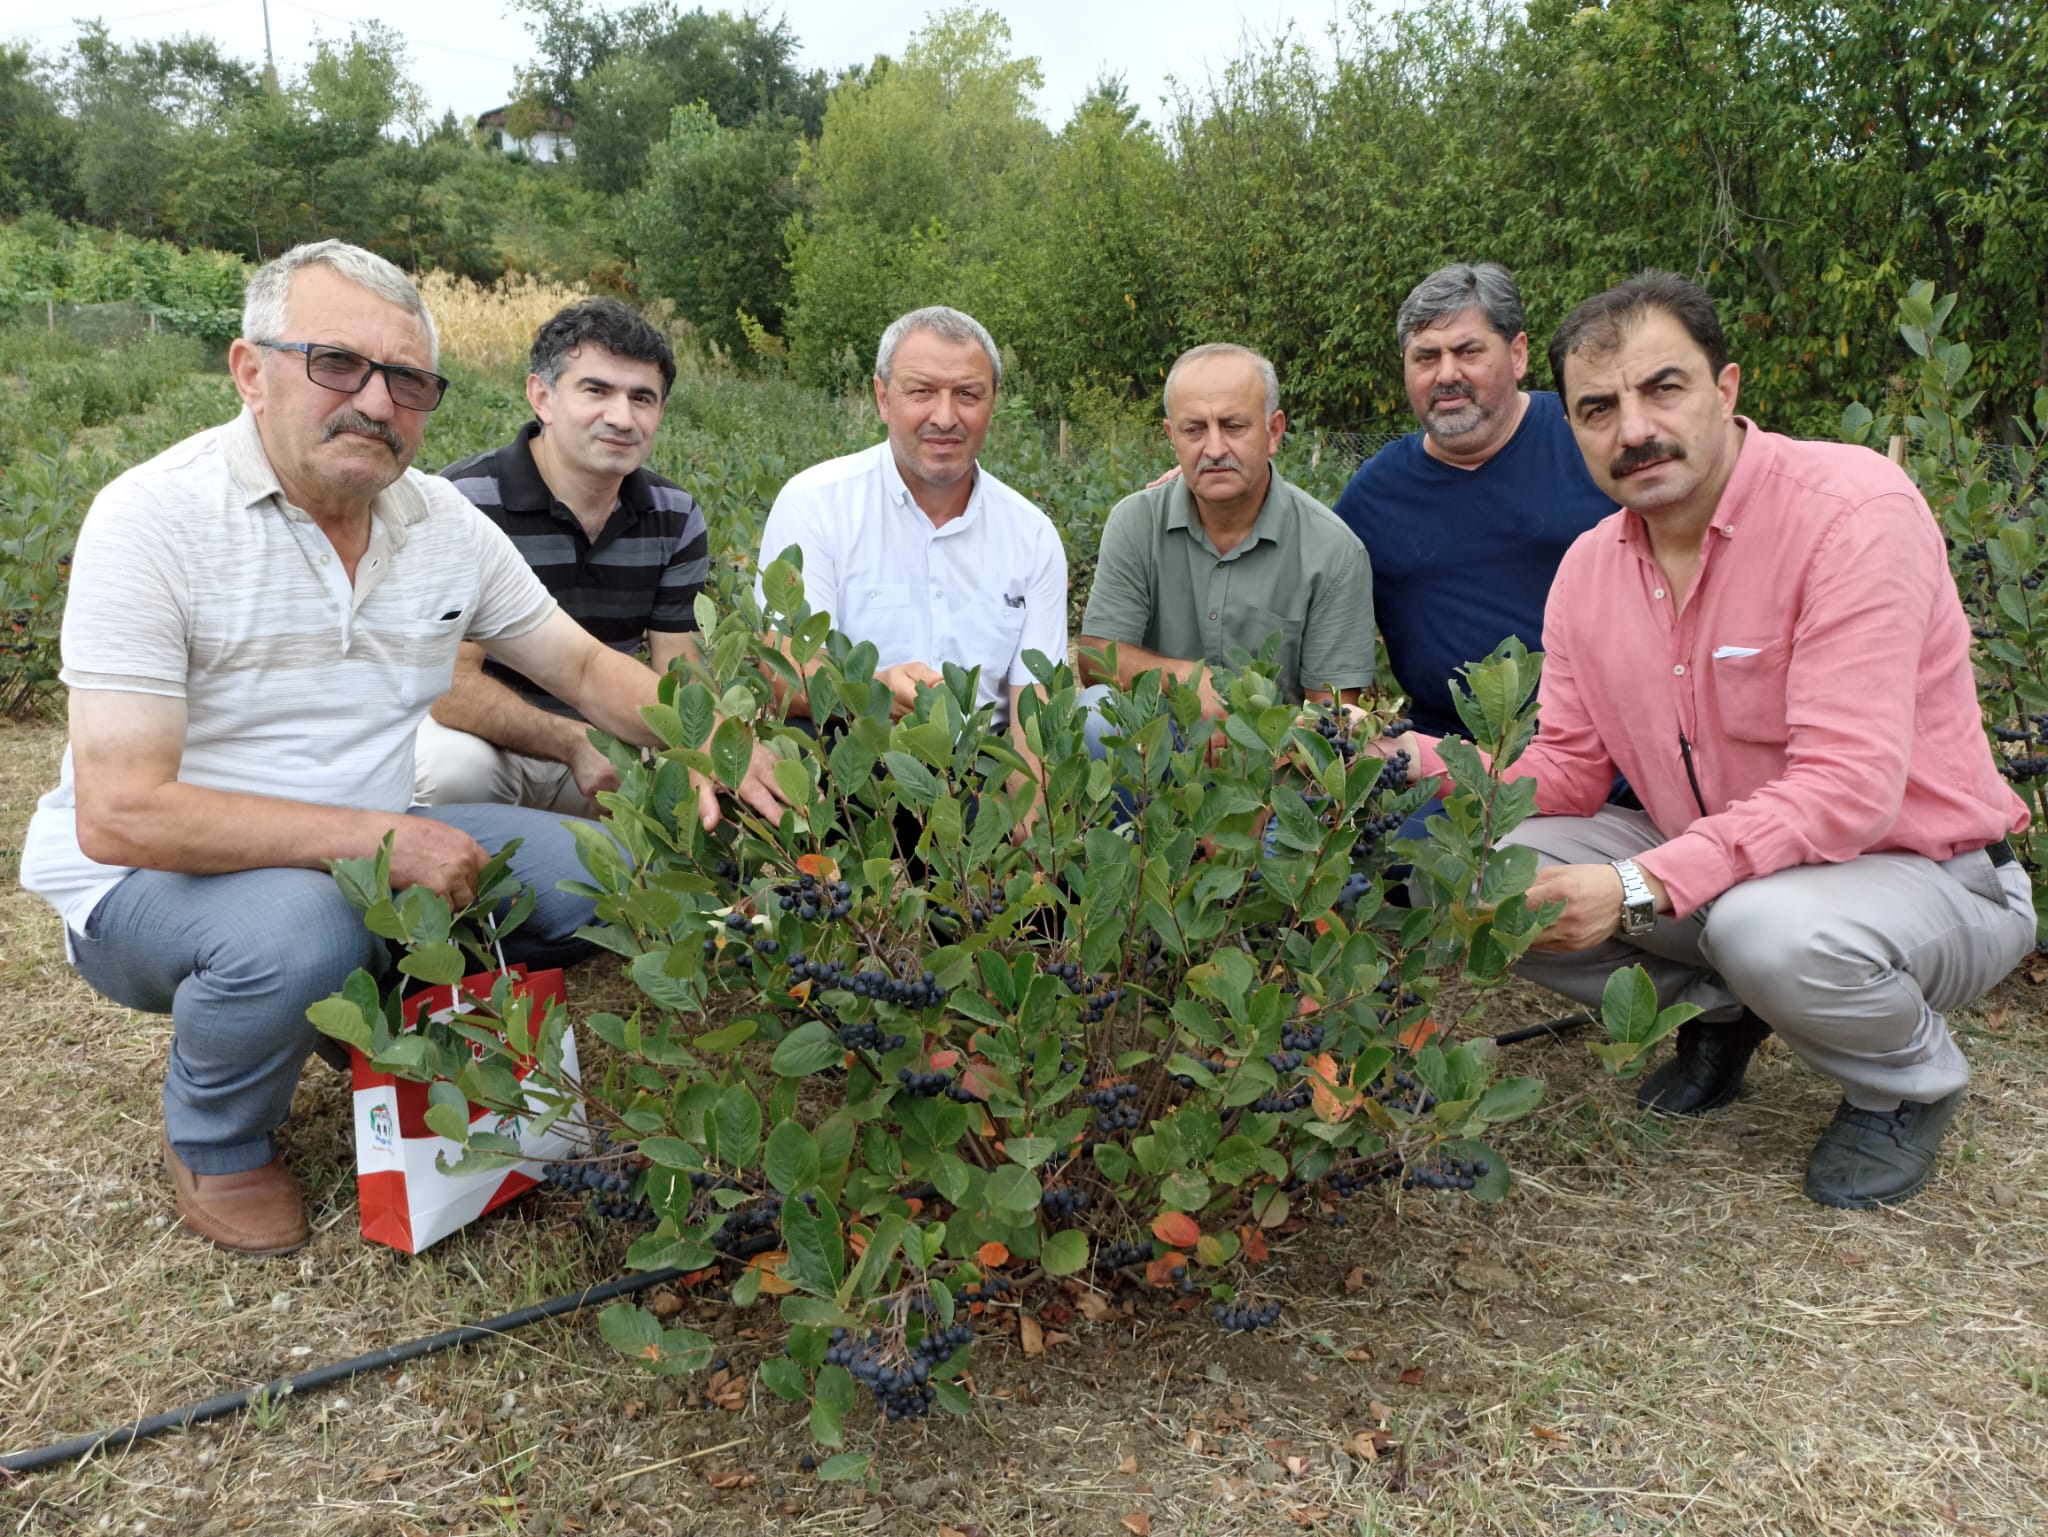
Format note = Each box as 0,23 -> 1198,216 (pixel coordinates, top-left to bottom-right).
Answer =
772,1020 -> 844,1077
984,1164 -> 1040,1214
884,750 -> 941,809
1003,1136 -> 1058,1170
710,717 -> 756,798
598,1302 -> 660,1360
760,1356 -> 809,1402
396,941 -> 466,987
1474,1076 -> 1543,1125
765,1119 -> 821,1194
1041,1229 -> 1089,1275
816,1452 -> 870,1481
811,1364 -> 856,1447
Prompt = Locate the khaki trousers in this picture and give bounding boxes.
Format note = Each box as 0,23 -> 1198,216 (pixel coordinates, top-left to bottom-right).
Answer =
413,715 -> 600,820
1501,807 -> 2035,1109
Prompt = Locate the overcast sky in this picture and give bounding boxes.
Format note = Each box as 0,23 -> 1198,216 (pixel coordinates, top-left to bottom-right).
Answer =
15,0 -> 1368,129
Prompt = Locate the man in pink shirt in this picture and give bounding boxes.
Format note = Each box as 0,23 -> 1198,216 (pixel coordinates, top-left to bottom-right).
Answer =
1383,271 -> 2032,1209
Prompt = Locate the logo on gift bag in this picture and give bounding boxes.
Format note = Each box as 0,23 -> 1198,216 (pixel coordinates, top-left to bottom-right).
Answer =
369,1102 -> 395,1152
492,1111 -> 522,1141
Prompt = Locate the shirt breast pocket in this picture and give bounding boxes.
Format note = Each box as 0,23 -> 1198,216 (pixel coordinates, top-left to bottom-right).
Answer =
394,615 -> 467,710
1708,642 -> 1789,744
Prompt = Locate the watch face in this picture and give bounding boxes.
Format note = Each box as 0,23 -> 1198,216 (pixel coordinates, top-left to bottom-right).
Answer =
1622,902 -> 1656,936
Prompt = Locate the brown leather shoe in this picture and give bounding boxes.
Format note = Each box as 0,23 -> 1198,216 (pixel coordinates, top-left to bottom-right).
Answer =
161,1131 -> 309,1256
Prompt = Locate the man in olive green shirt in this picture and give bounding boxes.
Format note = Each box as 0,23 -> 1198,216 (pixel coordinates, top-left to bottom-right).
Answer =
1077,343 -> 1375,744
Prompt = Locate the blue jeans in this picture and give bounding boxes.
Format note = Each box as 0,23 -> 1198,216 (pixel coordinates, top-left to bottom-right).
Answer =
68,804 -> 602,1175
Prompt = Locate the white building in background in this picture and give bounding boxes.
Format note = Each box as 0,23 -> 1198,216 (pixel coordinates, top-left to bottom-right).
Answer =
476,106 -> 576,163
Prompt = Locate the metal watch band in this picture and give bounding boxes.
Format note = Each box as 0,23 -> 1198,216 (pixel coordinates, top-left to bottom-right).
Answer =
1611,858 -> 1656,935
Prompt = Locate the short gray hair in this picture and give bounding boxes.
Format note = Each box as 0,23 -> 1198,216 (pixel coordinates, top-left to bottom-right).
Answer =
1162,342 -> 1280,418
874,306 -> 1001,390
1395,262 -> 1524,354
241,240 -> 439,365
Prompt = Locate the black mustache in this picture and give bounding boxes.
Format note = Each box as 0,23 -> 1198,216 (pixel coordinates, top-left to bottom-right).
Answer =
1610,440 -> 1685,477
323,410 -> 401,453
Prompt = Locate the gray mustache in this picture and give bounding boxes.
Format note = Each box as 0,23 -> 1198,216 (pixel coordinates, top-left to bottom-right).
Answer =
323,411 -> 400,453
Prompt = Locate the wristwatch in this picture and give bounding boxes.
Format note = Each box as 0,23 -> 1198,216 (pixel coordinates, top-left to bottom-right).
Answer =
1611,859 -> 1658,936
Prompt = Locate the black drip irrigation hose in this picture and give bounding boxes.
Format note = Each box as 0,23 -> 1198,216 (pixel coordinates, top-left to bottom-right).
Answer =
1493,1010 -> 1595,1047
1,1223 -> 791,1478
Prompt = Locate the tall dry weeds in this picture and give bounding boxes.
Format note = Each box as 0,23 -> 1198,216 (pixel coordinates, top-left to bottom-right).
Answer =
418,271 -> 591,371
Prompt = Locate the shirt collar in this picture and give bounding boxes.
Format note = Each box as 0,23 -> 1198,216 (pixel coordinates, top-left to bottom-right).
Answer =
880,441 -> 983,531
498,420 -> 660,521
223,406 -> 431,541
1166,464 -> 1289,555
1614,415 -> 1765,547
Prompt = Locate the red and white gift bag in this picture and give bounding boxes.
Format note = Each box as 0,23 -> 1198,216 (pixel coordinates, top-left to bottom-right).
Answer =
350,964 -> 583,1253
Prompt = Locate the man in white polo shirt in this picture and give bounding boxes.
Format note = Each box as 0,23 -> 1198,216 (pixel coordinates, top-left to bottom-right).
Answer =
19,240 -> 785,1258
755,306 -> 1067,820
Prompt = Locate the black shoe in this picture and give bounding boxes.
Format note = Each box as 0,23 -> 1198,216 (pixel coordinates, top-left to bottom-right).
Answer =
1802,1089 -> 1965,1209
1636,1011 -> 1771,1115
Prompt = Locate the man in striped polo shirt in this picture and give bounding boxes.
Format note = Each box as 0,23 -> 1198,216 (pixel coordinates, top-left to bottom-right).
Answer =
418,299 -> 704,818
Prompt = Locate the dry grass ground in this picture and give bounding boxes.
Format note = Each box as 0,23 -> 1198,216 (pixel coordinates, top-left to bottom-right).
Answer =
3,714 -> 2046,1536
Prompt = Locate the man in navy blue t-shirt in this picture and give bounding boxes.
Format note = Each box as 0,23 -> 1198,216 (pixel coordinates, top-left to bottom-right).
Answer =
1334,263 -> 1616,737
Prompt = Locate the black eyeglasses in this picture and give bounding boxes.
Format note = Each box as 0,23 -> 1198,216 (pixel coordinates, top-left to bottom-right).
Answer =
256,341 -> 450,412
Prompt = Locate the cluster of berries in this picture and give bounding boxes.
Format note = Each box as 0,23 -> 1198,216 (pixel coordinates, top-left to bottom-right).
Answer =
1039,1183 -> 1089,1219
1998,753 -> 2048,781
1213,1299 -> 1284,1334
788,952 -> 848,988
1311,715 -> 1360,762
1373,1070 -> 1438,1115
1374,975 -> 1425,1011
1163,1262 -> 1196,1297
1328,1157 -> 1403,1198
710,1197 -> 784,1255
1265,1020 -> 1325,1075
1093,1240 -> 1151,1273
822,1321 -> 972,1421
898,1066 -> 974,1101
1373,749 -> 1412,795
1047,961 -> 1127,1022
1086,1080 -> 1142,1133
957,1273 -> 1014,1306
1249,1082 -> 1313,1115
1402,1154 -> 1491,1192
933,892 -> 1007,932
776,872 -> 854,922
847,967 -> 948,1008
837,1018 -> 907,1054
542,1138 -> 655,1224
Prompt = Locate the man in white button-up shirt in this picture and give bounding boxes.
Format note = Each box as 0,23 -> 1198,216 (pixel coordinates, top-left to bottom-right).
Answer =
756,306 -> 1069,820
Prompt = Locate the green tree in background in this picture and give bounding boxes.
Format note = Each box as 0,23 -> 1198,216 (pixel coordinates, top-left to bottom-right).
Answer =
0,44 -> 78,220
626,102 -> 803,353
514,0 -> 827,196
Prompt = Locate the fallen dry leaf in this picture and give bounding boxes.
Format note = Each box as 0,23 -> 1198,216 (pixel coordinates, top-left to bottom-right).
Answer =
1185,1429 -> 1205,1454
1368,1399 -> 1392,1423
1019,1313 -> 1045,1356
704,1470 -> 758,1490
1530,1424 -> 1568,1442
1398,1366 -> 1426,1387
1836,1248 -> 1868,1266
1344,1430 -> 1379,1463
1121,1513 -> 1152,1536
1076,1292 -> 1116,1322
1117,1453 -> 1139,1475
746,1251 -> 796,1296
1342,1265 -> 1368,1295
1283,1454 -> 1309,1476
1043,1330 -> 1074,1348
649,1292 -> 683,1319
1344,1344 -> 1374,1362
1240,1225 -> 1270,1263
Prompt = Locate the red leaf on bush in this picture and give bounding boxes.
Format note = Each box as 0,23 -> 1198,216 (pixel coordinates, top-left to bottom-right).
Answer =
929,1049 -> 961,1070
1398,1017 -> 1443,1051
1152,1211 -> 1201,1248
795,854 -> 839,881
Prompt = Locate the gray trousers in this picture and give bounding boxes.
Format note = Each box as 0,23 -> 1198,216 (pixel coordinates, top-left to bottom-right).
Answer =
69,803 -> 602,1175
1503,808 -> 2035,1110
